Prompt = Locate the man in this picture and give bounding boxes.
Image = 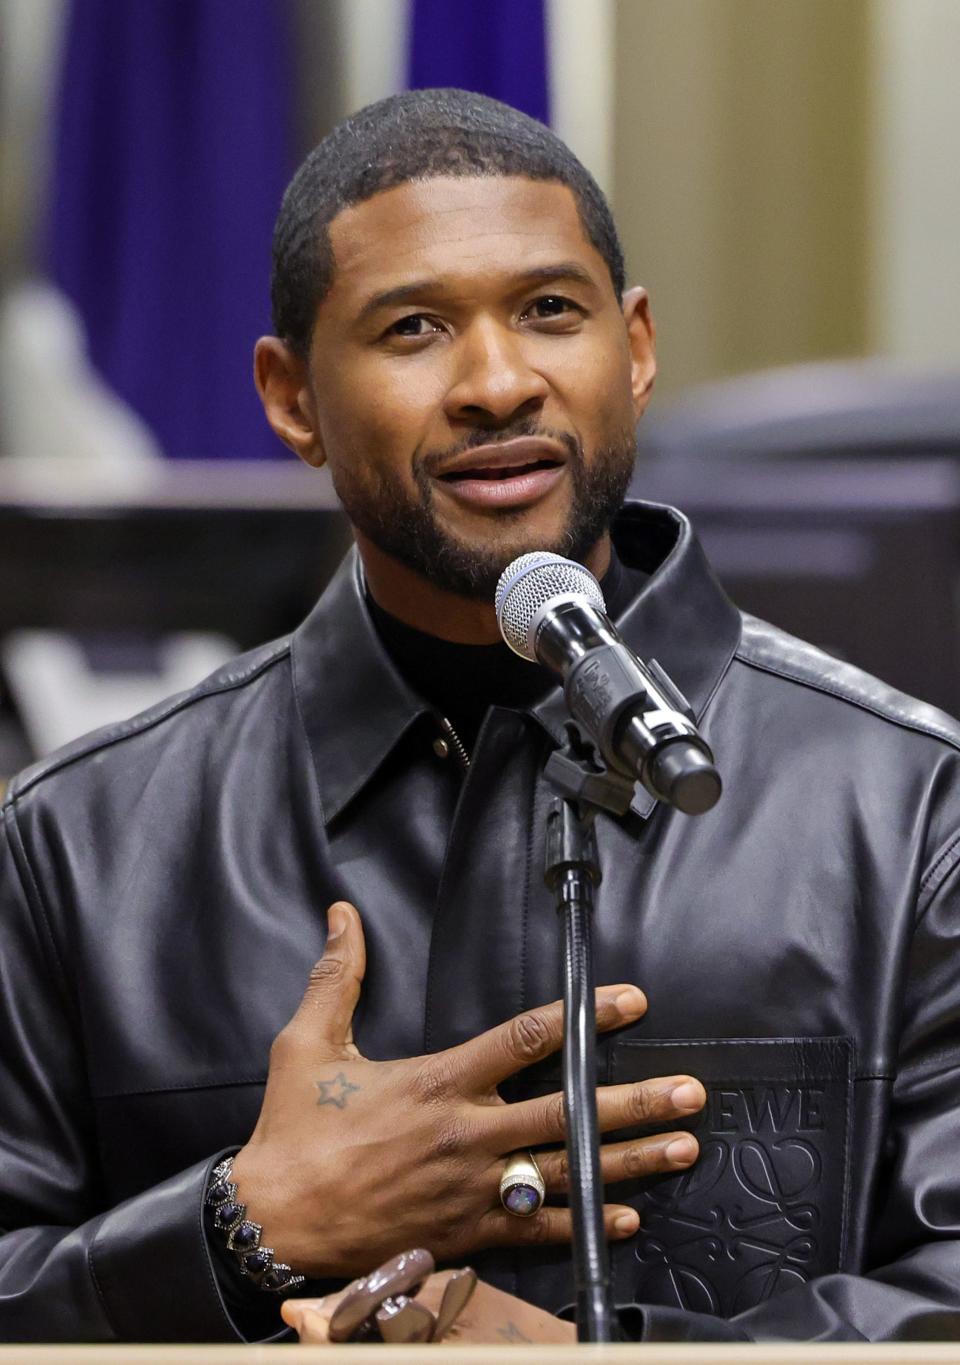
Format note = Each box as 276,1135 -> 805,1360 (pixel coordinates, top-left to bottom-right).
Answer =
1,89 -> 959,1343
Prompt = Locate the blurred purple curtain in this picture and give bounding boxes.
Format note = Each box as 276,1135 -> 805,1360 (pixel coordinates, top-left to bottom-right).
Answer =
408,0 -> 550,125
47,0 -> 293,459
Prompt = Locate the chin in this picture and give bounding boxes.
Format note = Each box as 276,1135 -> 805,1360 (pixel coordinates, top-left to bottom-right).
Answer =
452,500 -> 573,552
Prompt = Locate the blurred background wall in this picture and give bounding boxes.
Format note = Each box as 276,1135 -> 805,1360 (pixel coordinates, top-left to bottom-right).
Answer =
3,0 -> 958,445
614,0 -> 960,394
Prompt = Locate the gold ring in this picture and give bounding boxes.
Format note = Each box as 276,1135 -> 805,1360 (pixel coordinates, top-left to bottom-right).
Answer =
499,1150 -> 545,1217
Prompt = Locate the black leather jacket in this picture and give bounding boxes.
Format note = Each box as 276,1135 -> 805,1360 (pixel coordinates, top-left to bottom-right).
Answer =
2,502 -> 959,1342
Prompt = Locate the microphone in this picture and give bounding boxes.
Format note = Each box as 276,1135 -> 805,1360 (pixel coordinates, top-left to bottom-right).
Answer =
495,552 -> 721,815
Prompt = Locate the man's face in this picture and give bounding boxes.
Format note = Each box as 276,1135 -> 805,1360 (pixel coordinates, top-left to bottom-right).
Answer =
281,176 -> 654,597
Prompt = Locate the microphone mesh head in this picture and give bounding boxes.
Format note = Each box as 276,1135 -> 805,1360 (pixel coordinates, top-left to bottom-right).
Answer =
495,552 -> 606,660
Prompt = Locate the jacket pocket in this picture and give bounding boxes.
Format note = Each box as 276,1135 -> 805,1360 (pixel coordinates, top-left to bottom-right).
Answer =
95,1082 -> 266,1202
608,1036 -> 854,1317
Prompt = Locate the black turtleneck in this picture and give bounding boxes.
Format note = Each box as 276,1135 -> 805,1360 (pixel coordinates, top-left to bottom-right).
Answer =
366,547 -> 647,752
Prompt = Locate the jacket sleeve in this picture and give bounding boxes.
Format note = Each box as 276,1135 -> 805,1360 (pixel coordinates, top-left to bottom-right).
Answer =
620,848 -> 960,1343
0,806 -> 282,1342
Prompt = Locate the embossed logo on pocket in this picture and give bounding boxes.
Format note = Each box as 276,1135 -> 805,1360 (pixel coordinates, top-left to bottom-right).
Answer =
610,1038 -> 853,1317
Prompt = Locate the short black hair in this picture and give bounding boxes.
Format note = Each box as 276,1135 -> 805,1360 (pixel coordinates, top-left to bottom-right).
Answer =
271,88 -> 625,355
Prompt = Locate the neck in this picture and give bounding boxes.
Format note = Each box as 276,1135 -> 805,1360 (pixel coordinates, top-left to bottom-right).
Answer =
356,532 -> 613,644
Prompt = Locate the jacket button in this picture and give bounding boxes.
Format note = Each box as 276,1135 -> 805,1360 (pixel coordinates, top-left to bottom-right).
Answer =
433,737 -> 450,759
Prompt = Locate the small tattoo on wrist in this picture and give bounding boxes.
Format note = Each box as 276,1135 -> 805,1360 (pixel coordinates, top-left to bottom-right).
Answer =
315,1072 -> 360,1109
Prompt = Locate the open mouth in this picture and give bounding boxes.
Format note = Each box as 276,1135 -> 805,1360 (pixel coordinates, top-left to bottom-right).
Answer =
432,437 -> 568,507
438,457 -> 563,483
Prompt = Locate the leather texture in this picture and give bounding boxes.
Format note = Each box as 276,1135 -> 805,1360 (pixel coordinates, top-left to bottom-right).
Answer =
2,501 -> 960,1341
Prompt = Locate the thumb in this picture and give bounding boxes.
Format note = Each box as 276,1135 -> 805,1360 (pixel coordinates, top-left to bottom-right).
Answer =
290,901 -> 367,1053
281,1297 -> 331,1342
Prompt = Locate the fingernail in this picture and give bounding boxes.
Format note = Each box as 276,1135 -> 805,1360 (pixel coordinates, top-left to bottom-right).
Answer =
615,1209 -> 640,1234
670,1080 -> 704,1111
665,1136 -> 698,1165
611,987 -> 646,1018
326,904 -> 346,940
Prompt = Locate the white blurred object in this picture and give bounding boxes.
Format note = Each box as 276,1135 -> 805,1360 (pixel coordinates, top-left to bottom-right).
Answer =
547,0 -> 614,196
0,280 -> 162,467
2,629 -> 237,758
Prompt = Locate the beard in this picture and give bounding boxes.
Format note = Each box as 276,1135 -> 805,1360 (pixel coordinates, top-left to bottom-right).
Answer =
329,421 -> 637,599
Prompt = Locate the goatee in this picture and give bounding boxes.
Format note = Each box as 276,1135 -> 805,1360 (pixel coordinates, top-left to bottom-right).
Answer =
331,424 -> 637,599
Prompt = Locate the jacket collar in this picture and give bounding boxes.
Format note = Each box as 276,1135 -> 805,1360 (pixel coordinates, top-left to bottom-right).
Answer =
291,501 -> 741,824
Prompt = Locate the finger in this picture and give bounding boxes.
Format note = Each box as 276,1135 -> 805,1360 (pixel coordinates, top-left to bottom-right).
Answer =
492,1073 -> 705,1148
409,1269 -> 463,1318
284,901 -> 367,1052
281,1296 -> 332,1342
446,985 -> 647,1095
479,1201 -> 641,1249
431,1269 -> 478,1340
537,1130 -> 699,1191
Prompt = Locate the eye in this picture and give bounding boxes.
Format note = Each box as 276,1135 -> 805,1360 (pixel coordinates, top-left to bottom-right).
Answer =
387,314 -> 443,339
522,295 -> 582,323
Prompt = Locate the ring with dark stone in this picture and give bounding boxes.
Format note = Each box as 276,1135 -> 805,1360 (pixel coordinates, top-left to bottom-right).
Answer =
503,1182 -> 542,1215
499,1150 -> 546,1217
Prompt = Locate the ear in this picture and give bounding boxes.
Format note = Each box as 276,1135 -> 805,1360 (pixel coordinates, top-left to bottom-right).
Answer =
253,337 -> 326,468
621,286 -> 657,420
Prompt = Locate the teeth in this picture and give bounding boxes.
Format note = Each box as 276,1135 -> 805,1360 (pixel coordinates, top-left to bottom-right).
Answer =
459,466 -> 521,481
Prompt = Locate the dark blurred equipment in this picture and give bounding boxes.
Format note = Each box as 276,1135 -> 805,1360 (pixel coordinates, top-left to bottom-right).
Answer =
0,461 -> 350,644
633,361 -> 960,716
0,461 -> 351,770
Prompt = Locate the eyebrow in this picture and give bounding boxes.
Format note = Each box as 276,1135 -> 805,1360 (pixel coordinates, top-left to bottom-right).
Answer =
354,261 -> 600,325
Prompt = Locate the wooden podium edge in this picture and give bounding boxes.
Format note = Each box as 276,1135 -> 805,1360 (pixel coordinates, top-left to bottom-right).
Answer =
0,1343 -> 958,1363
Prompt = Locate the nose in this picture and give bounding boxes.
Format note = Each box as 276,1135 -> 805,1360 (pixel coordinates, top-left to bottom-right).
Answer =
443,318 -> 549,426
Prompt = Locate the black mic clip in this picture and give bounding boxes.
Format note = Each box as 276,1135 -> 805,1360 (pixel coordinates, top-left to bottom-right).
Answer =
561,644 -> 721,816
544,721 -> 637,819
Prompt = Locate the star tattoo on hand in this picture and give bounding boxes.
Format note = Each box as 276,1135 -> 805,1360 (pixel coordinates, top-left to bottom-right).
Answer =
315,1072 -> 360,1110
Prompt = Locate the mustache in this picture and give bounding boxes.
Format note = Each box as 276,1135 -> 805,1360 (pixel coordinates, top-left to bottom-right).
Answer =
417,421 -> 582,479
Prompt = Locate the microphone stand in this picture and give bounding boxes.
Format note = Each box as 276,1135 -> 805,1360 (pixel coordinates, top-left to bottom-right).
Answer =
542,725 -> 638,1344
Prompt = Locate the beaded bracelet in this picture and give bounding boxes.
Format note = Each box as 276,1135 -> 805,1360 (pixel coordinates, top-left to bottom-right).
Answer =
205,1155 -> 307,1294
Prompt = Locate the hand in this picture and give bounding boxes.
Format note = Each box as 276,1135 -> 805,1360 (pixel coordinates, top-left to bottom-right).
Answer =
282,1273 -> 577,1345
231,900 -> 705,1277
